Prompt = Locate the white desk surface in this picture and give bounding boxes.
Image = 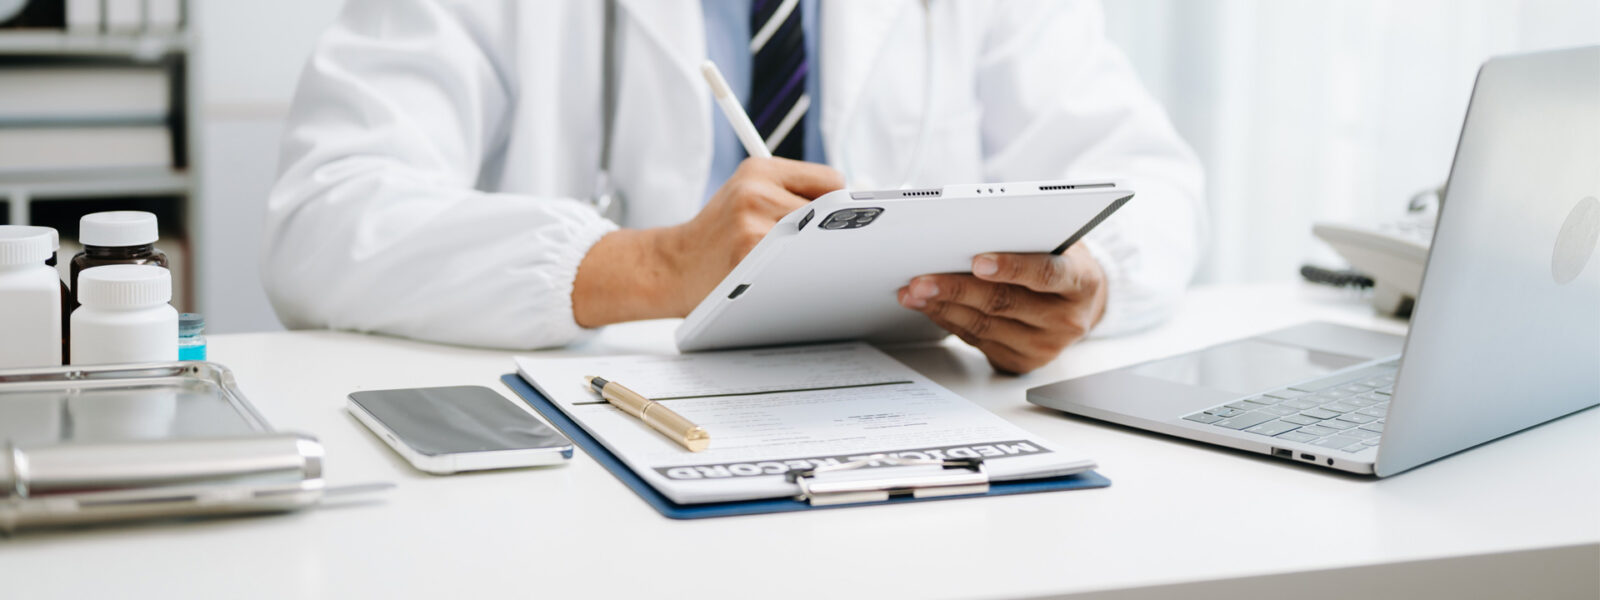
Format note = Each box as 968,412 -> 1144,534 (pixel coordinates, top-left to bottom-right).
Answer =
6,283 -> 1598,599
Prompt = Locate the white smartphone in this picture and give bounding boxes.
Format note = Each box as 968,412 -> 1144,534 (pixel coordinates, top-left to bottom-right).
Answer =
347,386 -> 572,474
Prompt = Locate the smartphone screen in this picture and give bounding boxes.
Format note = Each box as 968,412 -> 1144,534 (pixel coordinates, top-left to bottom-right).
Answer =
348,386 -> 569,456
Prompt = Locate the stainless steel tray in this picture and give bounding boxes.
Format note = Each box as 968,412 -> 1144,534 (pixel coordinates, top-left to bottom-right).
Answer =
0,362 -> 272,447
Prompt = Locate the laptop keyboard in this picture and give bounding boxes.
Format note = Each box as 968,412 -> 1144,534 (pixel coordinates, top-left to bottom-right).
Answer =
1183,360 -> 1399,454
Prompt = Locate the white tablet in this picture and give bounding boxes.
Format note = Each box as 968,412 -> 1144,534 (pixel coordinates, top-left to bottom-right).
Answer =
675,180 -> 1134,352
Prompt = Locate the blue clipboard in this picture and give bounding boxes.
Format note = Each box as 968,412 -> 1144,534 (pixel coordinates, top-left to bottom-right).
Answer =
501,373 -> 1111,519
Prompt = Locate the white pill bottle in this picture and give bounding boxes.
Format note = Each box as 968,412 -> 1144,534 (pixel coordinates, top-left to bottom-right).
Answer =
0,226 -> 63,368
71,265 -> 178,365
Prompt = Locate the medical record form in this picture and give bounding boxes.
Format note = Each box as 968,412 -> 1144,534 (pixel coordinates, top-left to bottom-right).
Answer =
515,343 -> 1096,504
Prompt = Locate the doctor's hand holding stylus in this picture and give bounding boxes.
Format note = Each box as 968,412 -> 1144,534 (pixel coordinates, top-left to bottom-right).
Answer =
574,157 -> 842,329
572,63 -> 844,329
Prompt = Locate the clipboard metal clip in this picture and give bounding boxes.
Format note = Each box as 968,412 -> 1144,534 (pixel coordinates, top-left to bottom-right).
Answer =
785,457 -> 990,507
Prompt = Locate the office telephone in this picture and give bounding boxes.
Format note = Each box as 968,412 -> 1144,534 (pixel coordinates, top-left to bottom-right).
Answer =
1310,185 -> 1443,317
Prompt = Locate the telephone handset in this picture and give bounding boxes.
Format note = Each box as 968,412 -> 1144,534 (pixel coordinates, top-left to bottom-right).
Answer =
1311,185 -> 1444,317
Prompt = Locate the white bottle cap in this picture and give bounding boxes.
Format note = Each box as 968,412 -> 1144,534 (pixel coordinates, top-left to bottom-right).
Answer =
80,211 -> 160,247
0,225 -> 57,266
77,264 -> 172,308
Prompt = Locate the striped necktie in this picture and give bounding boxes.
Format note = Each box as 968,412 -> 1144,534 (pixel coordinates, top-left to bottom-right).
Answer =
749,0 -> 808,160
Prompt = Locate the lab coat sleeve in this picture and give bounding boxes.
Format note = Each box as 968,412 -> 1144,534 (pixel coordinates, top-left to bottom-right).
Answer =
262,0 -> 616,349
975,0 -> 1207,336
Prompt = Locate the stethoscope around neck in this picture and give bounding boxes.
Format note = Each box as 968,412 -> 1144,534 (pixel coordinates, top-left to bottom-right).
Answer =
588,0 -> 937,224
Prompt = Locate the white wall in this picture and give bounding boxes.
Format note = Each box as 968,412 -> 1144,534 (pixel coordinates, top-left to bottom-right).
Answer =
1102,0 -> 1600,284
192,0 -> 343,333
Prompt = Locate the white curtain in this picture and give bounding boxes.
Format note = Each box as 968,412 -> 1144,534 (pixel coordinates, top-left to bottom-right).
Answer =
1102,0 -> 1600,283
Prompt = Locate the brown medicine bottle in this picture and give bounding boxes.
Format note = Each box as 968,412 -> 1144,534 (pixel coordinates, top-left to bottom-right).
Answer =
43,229 -> 71,364
69,211 -> 169,312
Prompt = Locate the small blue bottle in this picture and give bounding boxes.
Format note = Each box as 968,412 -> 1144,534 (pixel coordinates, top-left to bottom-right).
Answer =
178,313 -> 206,361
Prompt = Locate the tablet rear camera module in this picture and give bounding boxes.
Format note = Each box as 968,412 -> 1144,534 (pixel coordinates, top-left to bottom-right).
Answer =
821,208 -> 883,230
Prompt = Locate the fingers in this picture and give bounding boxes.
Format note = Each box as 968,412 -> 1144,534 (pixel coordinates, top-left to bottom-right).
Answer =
915,304 -> 1040,375
742,157 -> 844,200
971,252 -> 1092,296
721,176 -> 811,221
897,246 -> 1111,374
932,318 -> 1036,375
902,274 -> 1096,345
904,294 -> 1042,342
901,291 -> 1084,372
898,274 -> 1059,329
755,187 -> 811,219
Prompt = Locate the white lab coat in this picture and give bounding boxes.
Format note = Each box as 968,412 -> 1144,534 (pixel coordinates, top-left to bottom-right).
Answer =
263,0 -> 1205,350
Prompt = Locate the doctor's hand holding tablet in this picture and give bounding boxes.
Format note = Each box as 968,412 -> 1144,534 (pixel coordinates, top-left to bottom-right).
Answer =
898,245 -> 1109,374
571,61 -> 1113,374
579,154 -> 1114,374
264,1 -> 1202,371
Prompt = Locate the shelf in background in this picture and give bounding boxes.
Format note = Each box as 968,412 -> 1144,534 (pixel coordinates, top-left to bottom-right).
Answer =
1,170 -> 190,200
0,31 -> 189,58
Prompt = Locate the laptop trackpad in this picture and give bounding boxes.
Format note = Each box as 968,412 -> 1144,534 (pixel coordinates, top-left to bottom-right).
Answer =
1029,323 -> 1400,421
1126,339 -> 1363,395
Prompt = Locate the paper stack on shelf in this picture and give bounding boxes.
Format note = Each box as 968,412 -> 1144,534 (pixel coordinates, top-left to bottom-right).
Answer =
103,0 -> 139,33
56,0 -> 184,34
145,0 -> 180,33
0,127 -> 171,174
0,67 -> 169,124
0,63 -> 172,175
64,0 -> 98,33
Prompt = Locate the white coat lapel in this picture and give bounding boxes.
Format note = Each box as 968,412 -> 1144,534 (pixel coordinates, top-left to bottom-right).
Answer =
614,0 -> 706,93
818,0 -> 917,178
611,0 -> 712,227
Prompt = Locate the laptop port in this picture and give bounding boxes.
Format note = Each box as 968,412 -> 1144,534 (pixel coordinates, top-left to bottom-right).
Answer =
1272,448 -> 1292,458
1300,453 -> 1316,461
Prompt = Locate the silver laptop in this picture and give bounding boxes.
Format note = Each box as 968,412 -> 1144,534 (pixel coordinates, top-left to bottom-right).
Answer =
1027,46 -> 1600,476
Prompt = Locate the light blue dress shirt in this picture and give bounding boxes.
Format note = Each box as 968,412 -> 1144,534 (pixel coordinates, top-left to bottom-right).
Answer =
701,0 -> 826,204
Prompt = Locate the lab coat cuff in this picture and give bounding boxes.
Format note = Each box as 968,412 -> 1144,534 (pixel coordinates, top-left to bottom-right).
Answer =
541,214 -> 620,342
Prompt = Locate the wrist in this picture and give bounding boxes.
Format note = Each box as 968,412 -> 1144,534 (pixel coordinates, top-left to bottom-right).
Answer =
1089,259 -> 1109,327
1073,240 -> 1115,329
572,227 -> 685,327
653,223 -> 703,316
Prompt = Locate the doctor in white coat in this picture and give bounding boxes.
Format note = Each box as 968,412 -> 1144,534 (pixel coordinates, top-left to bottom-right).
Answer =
263,0 -> 1205,374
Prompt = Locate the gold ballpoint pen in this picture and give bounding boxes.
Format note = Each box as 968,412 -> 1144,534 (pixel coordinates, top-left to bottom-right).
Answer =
585,376 -> 710,452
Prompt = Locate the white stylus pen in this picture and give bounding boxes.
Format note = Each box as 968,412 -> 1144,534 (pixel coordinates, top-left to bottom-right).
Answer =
700,60 -> 773,159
